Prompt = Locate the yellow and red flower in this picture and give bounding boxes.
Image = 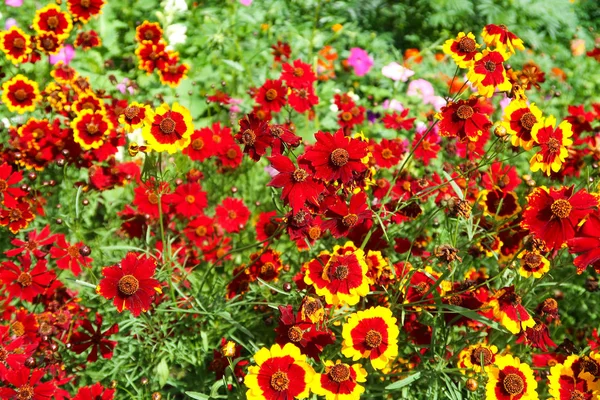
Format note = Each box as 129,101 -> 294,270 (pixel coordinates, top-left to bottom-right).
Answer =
438,97 -> 492,142
303,242 -> 369,306
71,109 -> 113,150
485,354 -> 538,400
136,40 -> 167,73
311,360 -> 367,400
482,24 -> 525,57
74,30 -> 102,50
548,355 -> 600,400
479,189 -> 521,219
118,102 -> 150,133
1,74 -> 42,114
0,26 -> 32,64
142,102 -> 193,153
458,343 -> 498,374
158,55 -> 189,88
72,92 -> 106,114
529,116 -> 573,176
518,251 -> 550,279
35,32 -> 63,55
341,306 -> 399,370
136,21 -> 163,44
467,49 -> 512,98
67,0 -> 105,23
501,99 -> 543,150
568,211 -> 600,274
489,286 -> 535,334
0,201 -> 35,234
33,4 -> 73,40
244,343 -> 315,400
50,61 -> 78,84
443,32 -> 480,68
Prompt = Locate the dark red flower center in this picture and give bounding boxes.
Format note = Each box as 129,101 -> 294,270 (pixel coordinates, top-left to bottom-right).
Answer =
13,37 -> 25,49
118,274 -> 140,296
265,89 -> 278,101
458,36 -> 476,53
484,60 -> 497,72
226,148 -> 238,159
330,148 -> 350,167
159,117 -> 176,134
42,37 -> 55,50
11,321 -> 25,337
0,179 -> 7,192
195,226 -> 207,236
471,347 -> 493,366
522,252 -> 542,270
570,391 -> 585,400
14,89 -> 28,102
191,138 -> 204,150
47,16 -> 59,29
448,295 -> 462,305
547,138 -> 561,153
144,30 -> 154,40
342,213 -> 358,227
381,148 -> 393,159
81,101 -> 95,111
580,357 -> 599,375
520,112 -> 537,130
81,0 -> 91,8
329,364 -> 351,383
292,210 -> 307,225
296,88 -> 308,98
16,384 -> 34,400
287,325 -> 303,342
168,65 -> 179,74
292,168 -> 308,182
365,329 -> 383,348
9,208 -> 23,221
240,129 -> 256,145
260,262 -> 275,275
17,272 -> 33,287
330,264 -> 349,280
149,51 -> 158,60
415,281 -> 430,294
294,67 -> 304,77
124,106 -> 140,120
550,199 -> 572,219
576,115 -> 586,124
270,371 -> 290,391
67,245 -> 80,258
456,105 -> 474,120
86,122 -> 99,135
341,111 -> 353,122
271,126 -> 283,137
185,195 -> 195,204
502,373 -> 524,395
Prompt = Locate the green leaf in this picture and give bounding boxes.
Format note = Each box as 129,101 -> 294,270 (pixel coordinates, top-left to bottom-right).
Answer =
222,59 -> 244,72
155,359 -> 170,388
385,372 -> 421,390
185,392 -> 210,400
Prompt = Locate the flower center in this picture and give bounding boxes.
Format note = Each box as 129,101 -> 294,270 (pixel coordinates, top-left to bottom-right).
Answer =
570,391 -> 585,400
484,60 -> 497,72
14,89 -> 28,102
9,208 -> 23,221
341,111 -> 353,122
502,373 -> 525,395
308,226 -> 321,240
191,138 -> 204,150
17,272 -> 33,287
13,37 -> 25,49
86,123 -> 99,135
80,0 -> 91,7
342,213 -> 358,227
270,371 -> 289,391
292,168 -> 308,182
265,89 -> 278,101
124,106 -> 140,120
297,88 -> 308,98
185,195 -> 195,204
458,36 -> 476,53
117,275 -> 139,296
330,148 -> 349,167
47,16 -> 59,29
415,281 -> 430,294
520,112 -> 537,130
16,384 -> 34,400
240,129 -> 256,145
195,226 -> 207,236
0,179 -> 7,192
422,141 -> 431,151
522,252 -> 542,269
42,38 -> 55,50
260,262 -> 275,276
448,295 -> 462,305
331,264 -> 349,280
547,138 -> 561,153
11,321 -> 25,337
144,30 -> 154,40
228,210 -> 237,219
147,192 -> 159,205
365,329 -> 383,348
159,117 -> 176,134
329,364 -> 351,383
471,347 -> 493,366
168,65 -> 179,74
294,67 -> 304,77
67,245 -> 80,258
456,105 -> 474,120
271,126 -> 283,137
0,346 -> 7,362
550,199 -> 572,219
287,326 -> 303,342
381,148 -> 393,159
226,148 -> 237,159
580,357 -> 599,376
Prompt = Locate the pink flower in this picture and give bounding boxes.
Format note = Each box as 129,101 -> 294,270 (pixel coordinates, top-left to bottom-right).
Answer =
382,62 -> 414,81
5,0 -> 23,7
5,18 -> 17,30
347,47 -> 373,77
407,78 -> 435,98
49,44 -> 75,65
382,99 -> 404,112
239,0 -> 253,5
116,78 -> 135,95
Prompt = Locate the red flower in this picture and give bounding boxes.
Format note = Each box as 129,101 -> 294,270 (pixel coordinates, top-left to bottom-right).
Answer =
33,4 -> 72,39
184,215 -> 215,245
49,235 -> 92,276
135,21 -> 163,44
235,113 -> 272,161
338,104 -> 365,129
0,368 -> 56,400
1,74 -> 41,114
482,161 -> 521,191
412,131 -> 440,166
5,225 -> 54,259
522,186 -> 598,251
255,211 -> 283,242
516,321 -> 556,352
255,79 -> 287,113
69,313 -> 118,363
568,211 -> 600,274
217,144 -> 243,169
269,124 -> 301,155
72,383 -> 115,400
158,53 -> 189,88
247,248 -> 284,282
382,109 -> 415,131
0,325 -> 37,380
304,129 -> 368,184
271,41 -> 291,63
135,40 -> 167,73
281,59 -> 317,88
0,27 -> 32,64
0,254 -> 55,302
74,30 -> 102,50
215,198 -> 250,233
288,86 -> 319,113
96,252 -> 162,317
322,191 -> 372,238
67,0 -> 105,23
372,138 -> 406,168
167,182 -> 208,219
439,97 -> 492,142
35,32 -> 62,55
132,180 -> 171,219
565,105 -> 594,138
267,155 -> 324,213
209,338 -> 248,382
467,49 -> 512,97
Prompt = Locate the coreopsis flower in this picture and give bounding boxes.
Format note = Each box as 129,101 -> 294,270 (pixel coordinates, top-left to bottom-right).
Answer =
479,189 -> 521,219
0,368 -> 56,400
402,266 -> 448,306
311,360 -> 367,399
482,162 -> 521,191
72,92 -> 105,114
338,103 -> 365,129
288,86 -> 319,113
522,186 -> 598,251
33,4 -> 73,39
485,355 -> 538,400
516,61 -> 546,91
74,30 -> 101,50
322,191 -> 371,238
412,131 -> 440,166
267,155 -> 323,213
1,74 -> 42,114
6,225 -> 55,258
489,286 -> 535,334
501,99 -> 543,150
143,102 -> 193,153
218,143 -> 243,169
132,180 -> 171,218
0,26 -> 32,64
304,129 -> 368,184
135,40 -> 167,73
71,109 -> 113,150
566,104 -> 595,141
438,97 -> 492,142
247,248 -> 284,282
215,197 -> 250,233
158,52 -> 189,87
269,124 -> 301,155
96,252 -> 162,317
0,325 -> 37,380
457,343 -> 498,374
167,182 -> 207,219
209,338 -> 248,382
244,343 -> 315,400
516,321 -> 556,352
236,113 -> 271,161
135,21 -> 163,44
0,201 -> 35,234
0,254 -> 56,302
281,59 -> 316,88
341,306 -> 399,370
518,251 -> 550,279
548,355 -> 600,400
443,32 -> 480,68
255,79 -> 287,113
67,0 -> 105,23
118,102 -> 150,132
529,116 -> 573,175
482,24 -> 525,56
72,383 -> 115,400
372,138 -> 405,168
184,127 -> 216,161
69,312 -> 118,363
35,32 -> 62,55
381,109 -> 415,131
568,212 -> 600,274
304,242 -> 369,306
0,163 -> 27,208
467,49 -> 512,98
50,61 -> 77,84
50,235 -> 92,276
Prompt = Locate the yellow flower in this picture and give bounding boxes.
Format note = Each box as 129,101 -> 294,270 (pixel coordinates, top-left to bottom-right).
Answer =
458,343 -> 498,374
442,32 -> 480,69
0,26 -> 32,64
311,360 -> 367,400
467,49 -> 512,98
529,116 -> 573,176
518,251 -> 550,279
119,102 -> 152,133
142,102 -> 193,154
485,354 -> 538,400
332,23 -> 343,33
548,354 -> 600,400
501,99 -> 543,151
1,75 -> 42,115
